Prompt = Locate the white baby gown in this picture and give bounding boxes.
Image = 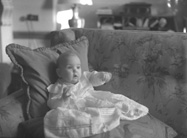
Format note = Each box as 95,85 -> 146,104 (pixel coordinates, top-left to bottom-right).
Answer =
44,71 -> 149,138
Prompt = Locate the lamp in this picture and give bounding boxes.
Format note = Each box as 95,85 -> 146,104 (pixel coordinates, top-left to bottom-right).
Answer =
59,0 -> 93,28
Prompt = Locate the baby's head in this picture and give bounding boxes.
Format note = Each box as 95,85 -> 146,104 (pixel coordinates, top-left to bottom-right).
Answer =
159,18 -> 167,28
56,51 -> 82,84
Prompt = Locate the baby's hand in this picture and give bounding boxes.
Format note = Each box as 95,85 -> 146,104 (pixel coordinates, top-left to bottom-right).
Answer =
101,72 -> 112,83
61,87 -> 71,101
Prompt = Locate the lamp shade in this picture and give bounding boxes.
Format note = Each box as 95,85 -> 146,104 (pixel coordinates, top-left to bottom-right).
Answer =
58,0 -> 93,5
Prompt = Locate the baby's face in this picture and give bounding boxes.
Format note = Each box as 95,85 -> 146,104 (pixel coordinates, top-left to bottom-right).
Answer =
57,55 -> 82,84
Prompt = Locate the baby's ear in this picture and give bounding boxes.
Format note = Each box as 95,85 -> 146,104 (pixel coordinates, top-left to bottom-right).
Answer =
56,68 -> 61,77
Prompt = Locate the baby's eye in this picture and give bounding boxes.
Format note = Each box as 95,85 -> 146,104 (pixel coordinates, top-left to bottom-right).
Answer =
77,66 -> 81,69
67,66 -> 73,69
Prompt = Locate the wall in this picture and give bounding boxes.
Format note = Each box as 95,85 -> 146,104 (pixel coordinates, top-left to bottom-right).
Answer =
13,0 -> 55,32
173,0 -> 187,32
13,0 -> 57,48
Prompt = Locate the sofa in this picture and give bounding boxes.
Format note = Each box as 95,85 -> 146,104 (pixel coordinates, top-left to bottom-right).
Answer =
0,28 -> 187,138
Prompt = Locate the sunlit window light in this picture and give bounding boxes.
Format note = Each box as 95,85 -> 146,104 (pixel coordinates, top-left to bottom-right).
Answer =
167,3 -> 171,8
80,0 -> 93,5
57,10 -> 73,29
167,0 -> 171,8
183,27 -> 186,33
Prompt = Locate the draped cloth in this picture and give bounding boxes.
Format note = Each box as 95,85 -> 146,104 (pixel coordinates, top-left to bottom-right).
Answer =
44,71 -> 149,138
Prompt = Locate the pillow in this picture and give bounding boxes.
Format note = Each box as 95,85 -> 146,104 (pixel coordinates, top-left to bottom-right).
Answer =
6,36 -> 89,118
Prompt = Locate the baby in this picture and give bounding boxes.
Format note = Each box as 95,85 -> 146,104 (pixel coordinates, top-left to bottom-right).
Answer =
44,51 -> 149,138
46,51 -> 112,109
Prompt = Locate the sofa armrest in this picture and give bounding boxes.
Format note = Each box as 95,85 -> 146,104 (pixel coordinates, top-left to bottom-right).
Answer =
0,89 -> 27,138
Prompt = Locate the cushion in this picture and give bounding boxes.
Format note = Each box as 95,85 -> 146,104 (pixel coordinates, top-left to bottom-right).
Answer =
50,29 -> 76,46
117,114 -> 177,138
16,114 -> 177,138
6,36 -> 89,118
0,63 -> 12,98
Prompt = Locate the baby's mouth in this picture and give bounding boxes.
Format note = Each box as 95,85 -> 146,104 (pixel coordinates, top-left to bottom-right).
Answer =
73,74 -> 78,78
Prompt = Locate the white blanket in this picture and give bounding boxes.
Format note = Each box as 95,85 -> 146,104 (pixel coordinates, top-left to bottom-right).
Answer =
44,71 -> 149,138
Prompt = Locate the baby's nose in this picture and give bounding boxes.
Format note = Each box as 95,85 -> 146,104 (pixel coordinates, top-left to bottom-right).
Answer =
73,68 -> 78,72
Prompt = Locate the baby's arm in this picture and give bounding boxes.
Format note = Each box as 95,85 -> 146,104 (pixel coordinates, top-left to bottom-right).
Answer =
86,71 -> 112,87
47,85 -> 71,109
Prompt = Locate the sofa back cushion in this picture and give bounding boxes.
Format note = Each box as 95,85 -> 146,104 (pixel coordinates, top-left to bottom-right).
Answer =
72,28 -> 187,138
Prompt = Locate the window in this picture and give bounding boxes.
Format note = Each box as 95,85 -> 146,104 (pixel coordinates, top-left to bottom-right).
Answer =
57,9 -> 73,29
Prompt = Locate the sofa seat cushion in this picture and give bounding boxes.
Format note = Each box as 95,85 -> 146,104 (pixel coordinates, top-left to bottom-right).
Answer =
17,114 -> 177,138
